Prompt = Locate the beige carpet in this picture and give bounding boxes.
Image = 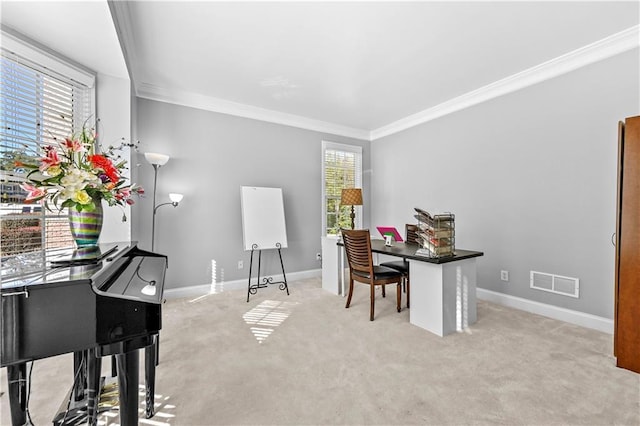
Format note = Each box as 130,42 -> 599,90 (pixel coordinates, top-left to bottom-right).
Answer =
1,277 -> 639,425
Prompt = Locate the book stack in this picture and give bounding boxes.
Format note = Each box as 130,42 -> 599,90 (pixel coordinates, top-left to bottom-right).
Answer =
413,208 -> 455,257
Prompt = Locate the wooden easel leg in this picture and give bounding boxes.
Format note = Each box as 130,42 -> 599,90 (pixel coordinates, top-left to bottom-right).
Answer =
247,245 -> 289,300
277,247 -> 289,295
247,248 -> 255,302
257,250 -> 262,291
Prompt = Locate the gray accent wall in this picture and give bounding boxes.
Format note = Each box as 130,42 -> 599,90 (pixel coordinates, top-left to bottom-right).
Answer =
130,82 -> 141,245
370,50 -> 639,319
133,98 -> 370,289
95,73 -> 132,243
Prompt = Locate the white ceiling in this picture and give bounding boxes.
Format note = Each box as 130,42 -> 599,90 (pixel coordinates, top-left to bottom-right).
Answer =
0,1 -> 128,80
1,1 -> 639,140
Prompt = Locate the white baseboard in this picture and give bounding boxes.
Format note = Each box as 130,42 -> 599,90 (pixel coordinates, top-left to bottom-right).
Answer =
166,274 -> 613,334
476,288 -> 614,334
164,268 -> 322,299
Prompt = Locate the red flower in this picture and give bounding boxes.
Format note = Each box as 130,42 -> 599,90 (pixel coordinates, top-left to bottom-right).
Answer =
89,154 -> 119,184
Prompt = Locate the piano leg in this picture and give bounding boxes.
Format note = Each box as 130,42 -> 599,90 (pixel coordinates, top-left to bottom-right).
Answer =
86,350 -> 102,426
6,363 -> 27,426
116,349 -> 140,426
145,338 -> 157,418
72,350 -> 87,402
111,355 -> 117,377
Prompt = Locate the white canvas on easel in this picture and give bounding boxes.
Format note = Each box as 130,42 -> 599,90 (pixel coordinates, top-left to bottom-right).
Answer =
240,186 -> 288,251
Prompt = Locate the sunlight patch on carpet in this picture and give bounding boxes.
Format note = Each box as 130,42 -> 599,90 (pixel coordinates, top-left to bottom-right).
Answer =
243,300 -> 298,343
95,385 -> 175,425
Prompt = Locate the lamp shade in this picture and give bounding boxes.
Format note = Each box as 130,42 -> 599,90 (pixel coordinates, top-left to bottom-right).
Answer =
141,282 -> 157,296
340,188 -> 363,206
169,193 -> 184,204
144,152 -> 170,166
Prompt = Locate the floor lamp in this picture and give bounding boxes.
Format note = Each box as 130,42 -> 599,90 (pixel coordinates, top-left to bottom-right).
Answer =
144,152 -> 183,251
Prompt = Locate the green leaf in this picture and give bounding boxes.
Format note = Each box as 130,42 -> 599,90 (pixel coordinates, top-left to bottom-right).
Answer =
61,199 -> 75,209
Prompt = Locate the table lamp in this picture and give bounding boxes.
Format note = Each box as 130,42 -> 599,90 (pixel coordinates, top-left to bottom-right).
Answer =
340,188 -> 363,230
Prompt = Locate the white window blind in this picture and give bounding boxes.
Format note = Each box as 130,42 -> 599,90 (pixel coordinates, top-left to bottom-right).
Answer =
1,44 -> 94,275
322,141 -> 362,236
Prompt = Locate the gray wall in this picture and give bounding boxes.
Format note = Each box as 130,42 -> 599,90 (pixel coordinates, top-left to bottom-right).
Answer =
130,82 -> 141,245
95,73 -> 133,243
133,98 -> 370,289
370,49 -> 639,319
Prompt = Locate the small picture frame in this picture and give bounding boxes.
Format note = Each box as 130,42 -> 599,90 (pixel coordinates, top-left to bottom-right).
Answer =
376,226 -> 403,242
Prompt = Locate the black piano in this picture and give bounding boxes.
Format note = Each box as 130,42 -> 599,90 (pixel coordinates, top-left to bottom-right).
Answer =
1,242 -> 167,425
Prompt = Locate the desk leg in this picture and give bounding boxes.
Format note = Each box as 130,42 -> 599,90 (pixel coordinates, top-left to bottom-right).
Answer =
408,258 -> 477,336
339,246 -> 345,297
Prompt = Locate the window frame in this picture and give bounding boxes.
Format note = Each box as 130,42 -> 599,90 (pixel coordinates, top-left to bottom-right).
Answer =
321,140 -> 363,237
1,28 -> 96,270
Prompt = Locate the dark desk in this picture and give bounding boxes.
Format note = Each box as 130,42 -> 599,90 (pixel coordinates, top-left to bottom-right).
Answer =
333,238 -> 484,336
367,239 -> 483,264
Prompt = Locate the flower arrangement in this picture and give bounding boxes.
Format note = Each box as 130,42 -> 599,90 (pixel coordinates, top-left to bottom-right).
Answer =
19,125 -> 143,214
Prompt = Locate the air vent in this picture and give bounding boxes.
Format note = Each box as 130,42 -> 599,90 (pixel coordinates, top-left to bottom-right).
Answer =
530,271 -> 579,298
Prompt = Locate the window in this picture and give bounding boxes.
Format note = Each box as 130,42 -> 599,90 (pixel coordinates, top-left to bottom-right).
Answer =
322,141 -> 362,236
1,32 -> 94,275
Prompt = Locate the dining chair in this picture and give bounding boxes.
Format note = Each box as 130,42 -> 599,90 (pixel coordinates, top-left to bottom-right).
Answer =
379,224 -> 418,308
341,228 -> 404,321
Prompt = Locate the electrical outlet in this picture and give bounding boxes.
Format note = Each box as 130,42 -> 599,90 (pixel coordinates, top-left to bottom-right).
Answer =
238,261 -> 243,269
316,253 -> 322,261
500,270 -> 509,281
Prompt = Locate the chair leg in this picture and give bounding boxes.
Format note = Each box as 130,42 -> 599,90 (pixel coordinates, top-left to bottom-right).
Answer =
406,275 -> 410,309
345,278 -> 354,309
396,282 -> 401,312
381,285 -> 386,298
370,284 -> 375,321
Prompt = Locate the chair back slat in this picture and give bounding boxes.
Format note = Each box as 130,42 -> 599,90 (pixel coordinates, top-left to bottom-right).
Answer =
341,229 -> 373,275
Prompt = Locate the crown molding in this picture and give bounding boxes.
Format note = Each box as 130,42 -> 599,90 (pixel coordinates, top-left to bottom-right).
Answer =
111,12 -> 637,143
370,25 -> 640,141
107,0 -> 140,84
136,83 -> 371,140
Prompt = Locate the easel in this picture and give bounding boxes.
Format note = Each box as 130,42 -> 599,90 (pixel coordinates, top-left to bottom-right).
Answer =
246,242 -> 289,302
